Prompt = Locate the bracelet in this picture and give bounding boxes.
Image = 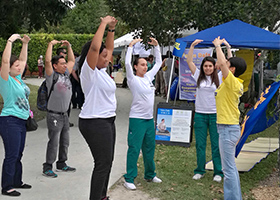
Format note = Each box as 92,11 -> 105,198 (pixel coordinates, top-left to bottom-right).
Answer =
215,45 -> 221,48
108,29 -> 115,32
8,39 -> 13,43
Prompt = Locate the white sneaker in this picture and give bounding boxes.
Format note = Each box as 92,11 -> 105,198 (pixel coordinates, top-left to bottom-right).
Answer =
213,175 -> 222,183
123,181 -> 136,190
192,174 -> 204,180
151,176 -> 162,183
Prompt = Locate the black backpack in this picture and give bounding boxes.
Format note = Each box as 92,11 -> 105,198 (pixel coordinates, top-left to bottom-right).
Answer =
37,73 -> 58,111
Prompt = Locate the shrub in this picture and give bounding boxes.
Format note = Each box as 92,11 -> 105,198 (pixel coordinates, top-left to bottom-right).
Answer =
0,33 -> 94,74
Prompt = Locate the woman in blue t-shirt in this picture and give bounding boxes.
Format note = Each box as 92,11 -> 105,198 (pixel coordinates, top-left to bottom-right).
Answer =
0,34 -> 31,197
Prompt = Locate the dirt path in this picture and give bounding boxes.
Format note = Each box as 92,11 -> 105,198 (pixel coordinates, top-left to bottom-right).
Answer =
251,168 -> 280,200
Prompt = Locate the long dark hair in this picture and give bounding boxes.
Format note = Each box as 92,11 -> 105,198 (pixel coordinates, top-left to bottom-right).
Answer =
197,56 -> 219,88
78,41 -> 106,72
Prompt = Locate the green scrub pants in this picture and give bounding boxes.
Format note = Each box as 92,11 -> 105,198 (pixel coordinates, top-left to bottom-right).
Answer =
124,118 -> 156,183
194,113 -> 223,177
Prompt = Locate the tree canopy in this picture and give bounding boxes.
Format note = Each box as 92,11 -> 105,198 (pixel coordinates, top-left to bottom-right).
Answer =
61,0 -> 110,34
106,0 -> 280,46
0,0 -> 83,38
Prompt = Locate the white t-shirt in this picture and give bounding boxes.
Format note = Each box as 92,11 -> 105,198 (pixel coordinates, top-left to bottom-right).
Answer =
79,59 -> 116,118
192,69 -> 222,114
125,45 -> 162,119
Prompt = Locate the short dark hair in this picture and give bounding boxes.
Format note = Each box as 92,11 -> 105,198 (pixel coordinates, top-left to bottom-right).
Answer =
51,55 -> 65,66
10,55 -> 18,67
56,48 -> 66,55
166,50 -> 172,58
228,57 -> 247,77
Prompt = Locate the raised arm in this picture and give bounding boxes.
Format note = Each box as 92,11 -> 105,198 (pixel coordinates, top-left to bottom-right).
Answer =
223,39 -> 232,59
126,38 -> 143,79
213,37 -> 229,78
147,38 -> 162,77
0,34 -> 21,81
18,35 -> 31,75
61,40 -> 75,74
45,40 -> 60,76
86,16 -> 116,70
187,39 -> 203,75
105,18 -> 118,60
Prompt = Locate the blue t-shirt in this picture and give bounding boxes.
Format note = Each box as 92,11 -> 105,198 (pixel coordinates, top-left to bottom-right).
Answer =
0,74 -> 30,119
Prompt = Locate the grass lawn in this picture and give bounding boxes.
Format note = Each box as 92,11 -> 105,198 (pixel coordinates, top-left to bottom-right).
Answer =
135,120 -> 279,200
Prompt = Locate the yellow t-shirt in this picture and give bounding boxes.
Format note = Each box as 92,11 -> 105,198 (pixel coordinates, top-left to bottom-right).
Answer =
215,72 -> 244,124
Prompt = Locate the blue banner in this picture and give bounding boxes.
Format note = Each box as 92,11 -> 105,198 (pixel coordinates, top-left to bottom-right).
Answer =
173,40 -> 187,57
235,81 -> 280,157
179,48 -> 213,100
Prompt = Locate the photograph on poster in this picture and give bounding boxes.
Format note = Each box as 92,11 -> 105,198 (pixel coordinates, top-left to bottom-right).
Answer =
156,108 -> 192,143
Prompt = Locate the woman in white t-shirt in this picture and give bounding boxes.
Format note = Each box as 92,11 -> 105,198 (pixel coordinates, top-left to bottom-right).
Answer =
187,39 -> 232,183
78,16 -> 117,200
123,38 -> 163,190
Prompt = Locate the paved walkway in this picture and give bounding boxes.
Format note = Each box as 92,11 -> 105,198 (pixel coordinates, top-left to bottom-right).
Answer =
0,77 -> 165,200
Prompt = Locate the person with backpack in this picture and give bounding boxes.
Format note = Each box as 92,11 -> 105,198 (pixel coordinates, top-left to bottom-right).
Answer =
42,39 -> 76,178
0,34 -> 31,197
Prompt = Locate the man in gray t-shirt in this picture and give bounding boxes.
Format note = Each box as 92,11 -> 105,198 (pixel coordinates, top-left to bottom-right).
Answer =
42,39 -> 76,178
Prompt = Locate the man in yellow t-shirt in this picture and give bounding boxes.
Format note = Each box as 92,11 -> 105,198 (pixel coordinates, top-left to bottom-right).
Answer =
213,37 -> 247,200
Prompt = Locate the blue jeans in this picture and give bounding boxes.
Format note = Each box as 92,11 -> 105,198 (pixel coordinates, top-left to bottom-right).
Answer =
217,124 -> 242,200
0,116 -> 27,192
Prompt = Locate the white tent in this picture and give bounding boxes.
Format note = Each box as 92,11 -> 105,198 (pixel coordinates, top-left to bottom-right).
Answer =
114,32 -> 134,48
113,28 -> 198,55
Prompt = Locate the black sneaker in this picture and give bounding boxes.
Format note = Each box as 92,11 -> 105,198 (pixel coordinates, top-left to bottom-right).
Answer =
2,190 -> 21,196
42,170 -> 58,178
56,166 -> 76,172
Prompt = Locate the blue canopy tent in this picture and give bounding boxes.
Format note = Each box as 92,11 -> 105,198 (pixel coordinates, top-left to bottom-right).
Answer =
173,19 -> 280,58
169,19 -> 280,157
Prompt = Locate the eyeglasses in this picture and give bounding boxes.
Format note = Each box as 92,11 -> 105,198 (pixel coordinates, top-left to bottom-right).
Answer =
62,52 -> 67,54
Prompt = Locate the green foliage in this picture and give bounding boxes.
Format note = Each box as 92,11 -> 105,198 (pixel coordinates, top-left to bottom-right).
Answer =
0,33 -> 93,74
59,0 -> 129,38
61,0 -> 111,34
265,50 -> 280,70
107,0 -> 280,46
0,0 -> 78,38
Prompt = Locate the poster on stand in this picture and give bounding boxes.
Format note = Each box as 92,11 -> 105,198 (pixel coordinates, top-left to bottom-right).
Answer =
179,48 -> 213,100
155,102 -> 194,147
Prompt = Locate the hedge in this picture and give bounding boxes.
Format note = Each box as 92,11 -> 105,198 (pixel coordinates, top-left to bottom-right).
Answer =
0,33 -> 94,74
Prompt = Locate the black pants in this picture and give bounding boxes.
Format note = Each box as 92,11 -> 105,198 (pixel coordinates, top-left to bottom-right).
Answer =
79,117 -> 116,200
71,78 -> 84,109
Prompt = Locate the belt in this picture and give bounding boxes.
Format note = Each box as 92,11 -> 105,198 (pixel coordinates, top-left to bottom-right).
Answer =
47,110 -> 67,115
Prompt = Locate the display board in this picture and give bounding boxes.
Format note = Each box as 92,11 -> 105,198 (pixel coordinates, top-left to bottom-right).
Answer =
155,102 -> 194,147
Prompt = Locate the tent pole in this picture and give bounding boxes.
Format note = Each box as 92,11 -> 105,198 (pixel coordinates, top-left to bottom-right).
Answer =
260,60 -> 264,94
166,55 -> 175,103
